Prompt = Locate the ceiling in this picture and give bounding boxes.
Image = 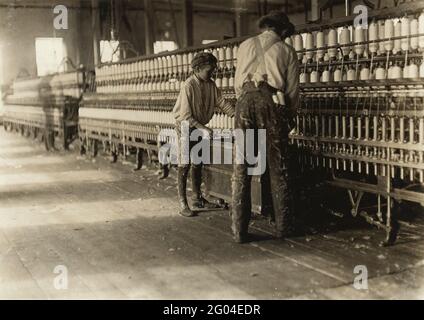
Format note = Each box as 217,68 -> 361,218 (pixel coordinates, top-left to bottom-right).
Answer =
129,0 -> 307,15
0,0 -> 309,14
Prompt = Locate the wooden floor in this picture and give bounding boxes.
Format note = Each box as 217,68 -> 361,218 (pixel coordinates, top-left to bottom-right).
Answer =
1,127 -> 424,299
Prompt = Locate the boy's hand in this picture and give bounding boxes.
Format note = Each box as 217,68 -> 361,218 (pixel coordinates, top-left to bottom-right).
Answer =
204,127 -> 213,139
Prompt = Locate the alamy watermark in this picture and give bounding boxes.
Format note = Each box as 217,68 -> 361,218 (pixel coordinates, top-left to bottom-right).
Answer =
53,5 -> 68,30
353,5 -> 368,29
353,265 -> 368,290
158,121 -> 266,176
53,265 -> 68,290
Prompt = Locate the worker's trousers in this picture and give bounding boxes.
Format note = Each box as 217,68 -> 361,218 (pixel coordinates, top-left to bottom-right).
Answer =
231,82 -> 293,237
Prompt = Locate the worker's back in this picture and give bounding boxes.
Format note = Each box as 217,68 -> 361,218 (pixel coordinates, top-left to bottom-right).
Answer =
235,30 -> 300,112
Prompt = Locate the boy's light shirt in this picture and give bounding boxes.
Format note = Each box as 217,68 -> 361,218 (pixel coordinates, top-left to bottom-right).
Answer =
173,74 -> 234,128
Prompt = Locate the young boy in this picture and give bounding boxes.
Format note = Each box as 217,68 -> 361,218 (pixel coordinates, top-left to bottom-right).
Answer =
173,52 -> 235,217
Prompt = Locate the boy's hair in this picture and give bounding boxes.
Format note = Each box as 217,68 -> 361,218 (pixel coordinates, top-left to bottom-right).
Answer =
191,52 -> 217,71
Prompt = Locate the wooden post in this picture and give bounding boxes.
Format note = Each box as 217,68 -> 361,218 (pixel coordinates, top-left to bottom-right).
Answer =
144,0 -> 154,55
235,0 -> 248,37
168,0 -> 181,48
345,0 -> 352,16
310,0 -> 319,21
181,0 -> 193,48
304,0 -> 320,22
304,0 -> 309,23
91,0 -> 101,66
262,0 -> 268,15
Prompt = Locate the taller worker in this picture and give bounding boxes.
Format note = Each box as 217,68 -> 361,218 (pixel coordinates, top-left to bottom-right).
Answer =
232,11 -> 300,243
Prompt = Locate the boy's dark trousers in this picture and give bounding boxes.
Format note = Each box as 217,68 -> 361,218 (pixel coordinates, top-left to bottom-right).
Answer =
231,81 -> 293,238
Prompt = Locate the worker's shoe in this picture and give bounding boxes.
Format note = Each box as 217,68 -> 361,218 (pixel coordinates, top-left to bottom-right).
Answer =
233,232 -> 249,244
274,226 -> 297,239
192,196 -> 221,209
179,206 -> 196,217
